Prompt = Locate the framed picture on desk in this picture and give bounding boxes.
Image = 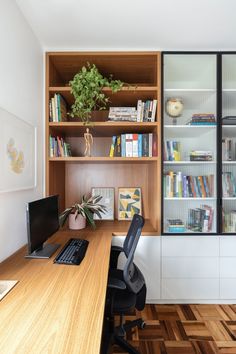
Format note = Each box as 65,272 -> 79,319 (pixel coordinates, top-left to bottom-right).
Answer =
91,187 -> 115,220
118,187 -> 142,220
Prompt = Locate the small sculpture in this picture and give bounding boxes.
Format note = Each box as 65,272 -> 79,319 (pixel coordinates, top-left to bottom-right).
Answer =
84,128 -> 93,157
166,98 -> 184,125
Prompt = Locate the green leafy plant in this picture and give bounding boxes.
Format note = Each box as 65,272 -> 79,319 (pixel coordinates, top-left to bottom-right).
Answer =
59,194 -> 107,229
69,63 -> 124,125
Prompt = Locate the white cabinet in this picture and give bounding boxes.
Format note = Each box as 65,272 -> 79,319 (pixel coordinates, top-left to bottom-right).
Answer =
111,236 -> 161,302
220,237 -> 236,299
161,236 -> 220,301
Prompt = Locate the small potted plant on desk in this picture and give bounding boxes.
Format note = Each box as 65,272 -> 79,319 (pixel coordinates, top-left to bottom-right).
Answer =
59,195 -> 107,230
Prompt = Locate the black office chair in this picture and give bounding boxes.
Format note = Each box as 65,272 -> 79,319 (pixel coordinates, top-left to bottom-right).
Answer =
104,214 -> 146,354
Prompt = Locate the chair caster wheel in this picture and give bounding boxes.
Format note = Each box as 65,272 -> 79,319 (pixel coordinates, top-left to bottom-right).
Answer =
140,321 -> 146,329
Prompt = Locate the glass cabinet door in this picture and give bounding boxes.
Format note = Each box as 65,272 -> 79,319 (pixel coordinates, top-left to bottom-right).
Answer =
163,53 -> 217,234
222,54 -> 236,233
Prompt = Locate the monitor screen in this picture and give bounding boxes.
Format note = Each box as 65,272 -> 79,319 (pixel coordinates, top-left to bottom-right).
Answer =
26,195 -> 59,255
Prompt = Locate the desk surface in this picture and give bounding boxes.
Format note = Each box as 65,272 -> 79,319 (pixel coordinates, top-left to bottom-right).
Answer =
0,229 -> 112,354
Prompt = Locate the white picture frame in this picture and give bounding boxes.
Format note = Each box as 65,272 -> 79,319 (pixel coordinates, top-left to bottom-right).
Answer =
91,187 -> 115,220
0,107 -> 37,193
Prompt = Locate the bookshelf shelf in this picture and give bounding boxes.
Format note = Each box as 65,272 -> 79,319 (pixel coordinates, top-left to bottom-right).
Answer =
222,161 -> 236,164
164,197 -> 216,201
164,88 -> 216,92
46,52 -> 162,233
163,161 -> 216,165
49,157 -> 158,162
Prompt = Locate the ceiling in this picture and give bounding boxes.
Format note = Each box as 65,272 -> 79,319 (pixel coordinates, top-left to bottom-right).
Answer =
15,0 -> 236,51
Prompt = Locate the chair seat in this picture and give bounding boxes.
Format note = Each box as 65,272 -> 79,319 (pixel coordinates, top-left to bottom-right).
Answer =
113,289 -> 136,313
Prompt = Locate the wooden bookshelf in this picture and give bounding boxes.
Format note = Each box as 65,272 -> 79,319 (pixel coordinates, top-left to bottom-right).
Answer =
46,52 -> 161,234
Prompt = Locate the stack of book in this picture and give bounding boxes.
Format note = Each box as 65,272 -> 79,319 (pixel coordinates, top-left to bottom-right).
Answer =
49,94 -> 67,122
189,113 -> 216,125
164,172 -> 214,198
223,209 -> 236,232
109,133 -> 157,157
108,107 -> 137,122
49,136 -> 72,157
222,138 -> 235,161
136,100 -> 157,122
222,172 -> 236,197
167,219 -> 186,233
108,99 -> 157,123
187,205 -> 214,232
189,150 -> 213,161
164,141 -> 181,161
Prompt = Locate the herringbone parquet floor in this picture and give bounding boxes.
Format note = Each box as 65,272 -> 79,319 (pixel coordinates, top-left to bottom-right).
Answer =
112,304 -> 236,353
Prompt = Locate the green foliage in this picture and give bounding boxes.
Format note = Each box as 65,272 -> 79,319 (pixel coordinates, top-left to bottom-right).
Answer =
59,194 -> 107,229
69,63 -> 124,125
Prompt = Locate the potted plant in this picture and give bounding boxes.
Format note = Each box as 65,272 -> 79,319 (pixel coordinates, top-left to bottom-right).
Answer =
69,62 -> 124,125
59,194 -> 107,230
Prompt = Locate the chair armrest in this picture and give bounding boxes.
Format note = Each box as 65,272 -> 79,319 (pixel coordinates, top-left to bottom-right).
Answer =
109,246 -> 124,269
107,276 -> 126,290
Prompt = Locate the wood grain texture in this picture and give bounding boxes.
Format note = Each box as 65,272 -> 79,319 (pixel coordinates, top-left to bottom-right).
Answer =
0,230 -> 112,354
113,304 -> 236,354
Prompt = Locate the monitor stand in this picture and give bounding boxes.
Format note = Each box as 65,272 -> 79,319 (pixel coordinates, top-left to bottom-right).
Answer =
25,243 -> 60,259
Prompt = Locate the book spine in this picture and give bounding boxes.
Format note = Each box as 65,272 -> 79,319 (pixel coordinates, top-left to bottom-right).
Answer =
142,134 -> 149,157
132,134 -> 139,157
151,99 -> 157,122
138,134 -> 142,157
136,100 -> 142,122
109,136 -> 116,157
121,134 -> 126,157
126,134 -> 133,157
149,133 -> 153,157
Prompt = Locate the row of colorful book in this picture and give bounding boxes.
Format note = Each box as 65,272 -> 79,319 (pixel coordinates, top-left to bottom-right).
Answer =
108,100 -> 157,122
49,136 -> 72,157
164,141 -> 181,161
222,172 -> 236,197
49,93 -> 67,122
109,133 -> 157,157
222,138 -> 236,161
188,113 -> 216,126
187,205 -> 214,232
164,172 -> 214,198
223,209 -> 236,232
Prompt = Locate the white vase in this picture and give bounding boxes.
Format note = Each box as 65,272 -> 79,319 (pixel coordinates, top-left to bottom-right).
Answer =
68,214 -> 86,230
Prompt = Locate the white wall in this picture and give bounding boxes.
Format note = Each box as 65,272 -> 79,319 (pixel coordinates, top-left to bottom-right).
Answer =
0,0 -> 43,262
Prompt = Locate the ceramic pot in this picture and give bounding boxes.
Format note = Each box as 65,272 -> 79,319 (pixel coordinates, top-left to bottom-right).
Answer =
68,213 -> 86,230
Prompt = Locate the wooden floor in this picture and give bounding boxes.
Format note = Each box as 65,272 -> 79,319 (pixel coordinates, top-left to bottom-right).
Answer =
112,304 -> 236,354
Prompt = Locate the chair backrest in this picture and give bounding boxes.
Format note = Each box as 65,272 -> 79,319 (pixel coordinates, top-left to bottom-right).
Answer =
123,214 -> 145,294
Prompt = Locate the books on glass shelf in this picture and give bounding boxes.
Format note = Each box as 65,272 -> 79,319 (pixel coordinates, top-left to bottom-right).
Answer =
108,100 -> 157,123
49,93 -> 68,122
222,138 -> 236,161
188,113 -> 216,126
223,209 -> 236,232
189,150 -> 213,161
167,219 -> 186,233
163,171 -> 214,198
109,133 -> 157,157
49,136 -> 72,157
222,172 -> 236,197
164,141 -> 181,161
187,205 -> 214,232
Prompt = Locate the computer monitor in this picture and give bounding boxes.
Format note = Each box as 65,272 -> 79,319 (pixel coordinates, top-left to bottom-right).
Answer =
25,195 -> 61,259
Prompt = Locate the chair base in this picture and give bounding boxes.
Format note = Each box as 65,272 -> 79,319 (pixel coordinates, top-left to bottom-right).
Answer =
101,317 -> 145,354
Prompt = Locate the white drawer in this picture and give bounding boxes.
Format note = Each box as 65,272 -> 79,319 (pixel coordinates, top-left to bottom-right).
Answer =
220,279 -> 236,299
162,278 -> 219,300
162,257 -> 219,278
220,237 -> 236,257
220,258 -> 236,277
162,236 -> 219,257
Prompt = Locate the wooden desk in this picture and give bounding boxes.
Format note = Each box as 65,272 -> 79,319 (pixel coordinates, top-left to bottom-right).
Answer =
0,229 -> 112,354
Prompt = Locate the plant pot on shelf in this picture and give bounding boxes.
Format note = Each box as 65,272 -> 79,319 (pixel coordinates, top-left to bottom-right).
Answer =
68,213 -> 86,230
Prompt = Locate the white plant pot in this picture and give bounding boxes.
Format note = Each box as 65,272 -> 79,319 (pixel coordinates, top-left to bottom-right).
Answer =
68,214 -> 86,230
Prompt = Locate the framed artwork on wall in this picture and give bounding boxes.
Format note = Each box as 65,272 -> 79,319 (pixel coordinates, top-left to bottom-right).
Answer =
91,187 -> 115,220
118,187 -> 142,220
0,107 -> 37,193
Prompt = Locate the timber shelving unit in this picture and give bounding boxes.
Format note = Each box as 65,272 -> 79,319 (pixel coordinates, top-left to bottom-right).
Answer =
45,52 -> 162,235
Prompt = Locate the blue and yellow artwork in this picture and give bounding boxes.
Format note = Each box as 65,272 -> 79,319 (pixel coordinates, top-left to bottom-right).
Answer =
118,187 -> 142,220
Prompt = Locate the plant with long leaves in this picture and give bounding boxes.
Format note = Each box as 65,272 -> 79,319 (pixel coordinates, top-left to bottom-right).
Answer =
69,63 -> 124,125
59,194 -> 107,229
